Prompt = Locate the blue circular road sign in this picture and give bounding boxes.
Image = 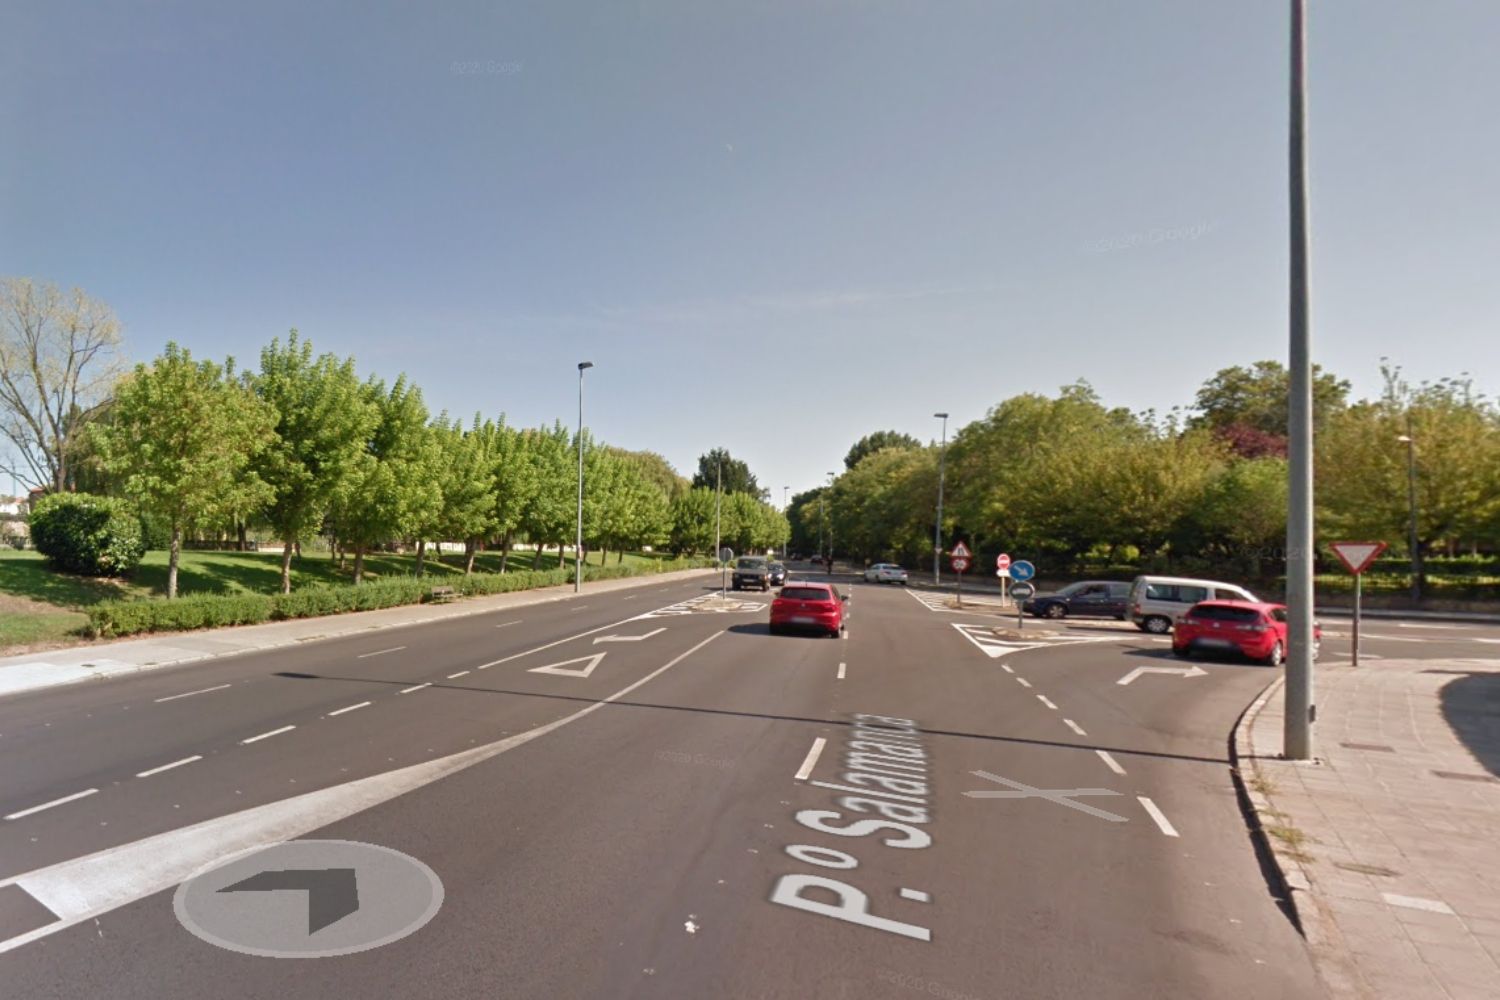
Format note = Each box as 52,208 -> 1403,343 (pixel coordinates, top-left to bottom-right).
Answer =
1009,560 -> 1036,582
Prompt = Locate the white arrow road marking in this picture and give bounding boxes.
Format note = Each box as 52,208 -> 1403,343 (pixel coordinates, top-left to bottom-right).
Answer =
962,770 -> 1127,822
528,653 -> 607,678
1116,664 -> 1207,686
593,627 -> 667,644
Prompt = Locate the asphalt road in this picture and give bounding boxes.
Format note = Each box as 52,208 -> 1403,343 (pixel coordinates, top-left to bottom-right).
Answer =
1,570 -> 1494,999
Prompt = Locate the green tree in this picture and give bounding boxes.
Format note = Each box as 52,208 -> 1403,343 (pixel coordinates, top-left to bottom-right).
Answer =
491,420 -> 539,571
844,430 -> 921,470
691,447 -> 765,499
669,487 -> 718,555
432,414 -> 498,575
93,344 -> 275,598
1190,360 -> 1349,439
519,423 -> 576,569
252,331 -> 379,593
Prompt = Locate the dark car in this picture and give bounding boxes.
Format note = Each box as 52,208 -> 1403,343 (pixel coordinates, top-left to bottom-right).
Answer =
768,562 -> 787,586
1022,580 -> 1131,620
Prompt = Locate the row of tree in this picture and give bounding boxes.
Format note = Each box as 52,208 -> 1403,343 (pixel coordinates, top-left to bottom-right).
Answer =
791,361 -> 1500,580
1,281 -> 788,598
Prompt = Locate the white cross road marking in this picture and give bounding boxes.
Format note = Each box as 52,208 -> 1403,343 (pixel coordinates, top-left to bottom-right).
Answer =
962,770 -> 1127,822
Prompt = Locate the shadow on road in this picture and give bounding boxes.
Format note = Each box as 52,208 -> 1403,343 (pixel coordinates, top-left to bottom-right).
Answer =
1439,669 -> 1500,777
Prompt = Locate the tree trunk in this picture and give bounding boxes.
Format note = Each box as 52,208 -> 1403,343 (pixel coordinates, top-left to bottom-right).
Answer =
168,522 -> 182,599
434,540 -> 442,564
330,534 -> 338,562
294,540 -> 302,559
618,549 -> 624,565
464,540 -> 476,575
236,519 -> 248,552
280,537 -> 294,594
353,545 -> 366,585
500,532 -> 511,573
415,539 -> 427,577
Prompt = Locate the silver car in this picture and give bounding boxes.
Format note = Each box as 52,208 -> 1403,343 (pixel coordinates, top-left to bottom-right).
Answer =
863,563 -> 909,585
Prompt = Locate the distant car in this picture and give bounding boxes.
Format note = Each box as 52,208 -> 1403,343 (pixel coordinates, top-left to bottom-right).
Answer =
733,556 -> 771,591
863,563 -> 909,585
770,582 -> 847,638
768,562 -> 787,586
1171,600 -> 1321,666
808,554 -> 824,566
1128,575 -> 1258,634
1023,580 -> 1130,620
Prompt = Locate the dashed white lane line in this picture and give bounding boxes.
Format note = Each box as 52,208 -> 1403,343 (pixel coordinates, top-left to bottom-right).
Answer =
1063,719 -> 1087,736
571,606 -> 590,612
837,662 -> 846,680
240,725 -> 296,745
357,646 -> 406,659
1037,695 -> 1058,710
494,621 -> 522,629
447,670 -> 471,679
1016,678 -> 1032,688
4,789 -> 100,821
621,595 -> 639,601
1096,750 -> 1127,775
999,663 -> 1014,674
135,756 -> 202,778
154,684 -> 231,703
795,738 -> 828,781
1138,796 -> 1180,837
327,702 -> 371,717
399,683 -> 432,694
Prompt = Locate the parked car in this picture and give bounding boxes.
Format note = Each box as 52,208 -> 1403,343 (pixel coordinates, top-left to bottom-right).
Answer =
733,556 -> 771,591
1128,575 -> 1258,634
1171,600 -> 1321,666
1022,580 -> 1131,619
863,563 -> 909,585
768,562 -> 787,586
769,582 -> 847,638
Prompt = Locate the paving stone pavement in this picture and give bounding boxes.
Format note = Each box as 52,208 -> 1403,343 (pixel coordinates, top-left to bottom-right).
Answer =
1240,658 -> 1500,999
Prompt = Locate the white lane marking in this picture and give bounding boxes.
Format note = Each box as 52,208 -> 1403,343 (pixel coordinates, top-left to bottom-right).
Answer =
399,683 -> 432,694
1096,750 -> 1126,775
357,646 -> 406,659
570,606 -> 590,612
795,738 -> 828,781
154,684 -> 231,703
527,653 -> 606,678
474,598 -> 690,669
594,627 -> 667,644
447,670 -> 471,679
327,702 -> 371,717
1037,695 -> 1058,710
900,888 -> 931,902
837,662 -> 846,680
1000,663 -> 1014,674
135,756 -> 202,778
1138,796 -> 1179,837
4,789 -> 100,821
1396,623 -> 1472,630
1016,678 -> 1032,688
1381,893 -> 1455,914
621,595 -> 639,600
494,621 -> 522,629
240,725 -> 296,745
1064,719 -> 1087,736
0,630 -> 726,955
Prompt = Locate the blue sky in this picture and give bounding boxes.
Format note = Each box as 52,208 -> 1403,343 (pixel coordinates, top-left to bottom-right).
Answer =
4,1 -> 1497,499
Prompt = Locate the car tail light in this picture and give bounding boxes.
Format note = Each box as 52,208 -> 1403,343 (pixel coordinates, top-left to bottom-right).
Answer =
1236,623 -> 1269,632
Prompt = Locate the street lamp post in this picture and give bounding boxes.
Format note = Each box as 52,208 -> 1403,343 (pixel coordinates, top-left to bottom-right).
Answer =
714,456 -> 722,563
574,361 -> 593,594
783,486 -> 790,559
825,472 -> 835,575
934,412 -> 949,585
1397,432 -> 1421,601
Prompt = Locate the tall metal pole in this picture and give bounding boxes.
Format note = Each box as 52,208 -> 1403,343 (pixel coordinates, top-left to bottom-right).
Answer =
826,472 -> 835,575
783,486 -> 790,559
1401,431 -> 1421,601
575,361 -> 593,594
1283,0 -> 1315,761
714,457 -> 722,561
934,412 -> 949,585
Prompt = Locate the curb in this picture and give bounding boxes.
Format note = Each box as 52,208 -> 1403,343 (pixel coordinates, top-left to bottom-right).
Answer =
1232,675 -> 1370,1000
0,567 -> 718,701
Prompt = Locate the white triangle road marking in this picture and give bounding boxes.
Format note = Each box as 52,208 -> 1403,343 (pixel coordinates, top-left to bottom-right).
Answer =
594,627 -> 667,644
528,653 -> 608,678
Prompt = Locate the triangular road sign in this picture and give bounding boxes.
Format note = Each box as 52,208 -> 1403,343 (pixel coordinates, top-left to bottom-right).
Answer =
528,652 -> 607,678
951,541 -> 971,559
1330,541 -> 1387,575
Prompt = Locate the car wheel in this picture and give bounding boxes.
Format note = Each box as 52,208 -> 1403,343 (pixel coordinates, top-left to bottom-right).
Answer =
1143,616 -> 1172,635
1172,645 -> 1192,659
1264,641 -> 1284,667
1044,604 -> 1066,619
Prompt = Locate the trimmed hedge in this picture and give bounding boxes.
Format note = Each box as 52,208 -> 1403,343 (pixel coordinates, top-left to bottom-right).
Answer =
85,556 -> 716,638
29,492 -> 146,576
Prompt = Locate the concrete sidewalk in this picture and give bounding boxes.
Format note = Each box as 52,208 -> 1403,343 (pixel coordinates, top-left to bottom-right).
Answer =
1238,659 -> 1500,999
0,567 -> 716,700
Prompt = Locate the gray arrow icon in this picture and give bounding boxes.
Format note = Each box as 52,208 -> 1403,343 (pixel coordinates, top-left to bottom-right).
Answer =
218,868 -> 360,934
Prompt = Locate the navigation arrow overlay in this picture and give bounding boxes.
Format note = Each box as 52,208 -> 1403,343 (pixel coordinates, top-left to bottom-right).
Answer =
593,627 -> 666,644
1116,664 -> 1207,686
217,868 -> 360,934
527,652 -> 607,678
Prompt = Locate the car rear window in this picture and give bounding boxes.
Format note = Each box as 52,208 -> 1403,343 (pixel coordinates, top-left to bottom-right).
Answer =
1189,605 -> 1262,622
780,587 -> 830,601
737,558 -> 765,569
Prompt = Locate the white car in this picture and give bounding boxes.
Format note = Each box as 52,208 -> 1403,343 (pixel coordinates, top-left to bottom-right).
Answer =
863,563 -> 909,585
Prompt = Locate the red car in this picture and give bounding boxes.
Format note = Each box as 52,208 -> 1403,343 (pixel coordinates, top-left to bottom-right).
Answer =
1171,601 -> 1320,666
769,582 -> 846,638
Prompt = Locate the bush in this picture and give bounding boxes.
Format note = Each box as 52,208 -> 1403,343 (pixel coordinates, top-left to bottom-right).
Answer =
29,492 -> 146,576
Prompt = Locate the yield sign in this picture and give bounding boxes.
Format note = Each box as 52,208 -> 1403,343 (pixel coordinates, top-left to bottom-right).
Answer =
951,541 -> 971,560
528,652 -> 606,678
1330,541 -> 1387,575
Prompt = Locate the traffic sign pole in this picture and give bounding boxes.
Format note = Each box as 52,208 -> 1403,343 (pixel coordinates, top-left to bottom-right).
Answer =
1331,542 -> 1386,669
1353,573 -> 1361,668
